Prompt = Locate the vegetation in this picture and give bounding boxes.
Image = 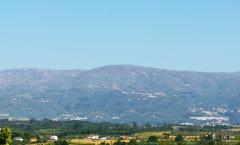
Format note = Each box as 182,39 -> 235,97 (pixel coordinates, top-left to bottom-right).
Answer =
0,128 -> 12,145
0,120 -> 240,145
54,140 -> 69,145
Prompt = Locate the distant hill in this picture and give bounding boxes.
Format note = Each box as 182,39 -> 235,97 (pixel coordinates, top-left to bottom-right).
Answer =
0,65 -> 240,124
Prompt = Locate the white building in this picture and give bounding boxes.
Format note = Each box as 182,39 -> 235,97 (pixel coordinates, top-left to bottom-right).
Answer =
87,134 -> 99,140
50,135 -> 58,141
100,137 -> 107,140
13,137 -> 23,142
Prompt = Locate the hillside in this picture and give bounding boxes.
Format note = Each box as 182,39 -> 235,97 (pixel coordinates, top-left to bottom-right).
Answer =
0,65 -> 240,124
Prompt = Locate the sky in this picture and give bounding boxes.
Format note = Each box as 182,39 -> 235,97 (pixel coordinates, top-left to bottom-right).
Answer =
0,0 -> 240,72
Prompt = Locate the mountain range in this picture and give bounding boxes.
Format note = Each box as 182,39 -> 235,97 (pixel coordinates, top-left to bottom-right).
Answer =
0,65 -> 240,124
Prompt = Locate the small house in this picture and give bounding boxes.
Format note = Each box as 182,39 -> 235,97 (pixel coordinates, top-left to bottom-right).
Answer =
50,135 -> 58,141
87,134 -> 99,140
13,137 -> 23,142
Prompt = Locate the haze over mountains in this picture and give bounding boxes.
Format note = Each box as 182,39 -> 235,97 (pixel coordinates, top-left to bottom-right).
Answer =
0,65 -> 240,124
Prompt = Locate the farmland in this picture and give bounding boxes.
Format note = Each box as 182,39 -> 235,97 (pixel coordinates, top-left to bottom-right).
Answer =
0,120 -> 240,145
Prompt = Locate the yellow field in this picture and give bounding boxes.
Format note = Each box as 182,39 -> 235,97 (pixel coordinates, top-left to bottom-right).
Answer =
70,139 -> 114,145
135,132 -> 166,138
70,139 -> 130,145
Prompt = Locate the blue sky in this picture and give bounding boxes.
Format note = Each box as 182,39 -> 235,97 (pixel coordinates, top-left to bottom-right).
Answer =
0,0 -> 239,72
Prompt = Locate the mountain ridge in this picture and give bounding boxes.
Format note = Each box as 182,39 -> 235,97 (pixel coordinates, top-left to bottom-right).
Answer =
1,64 -> 239,73
0,65 -> 240,124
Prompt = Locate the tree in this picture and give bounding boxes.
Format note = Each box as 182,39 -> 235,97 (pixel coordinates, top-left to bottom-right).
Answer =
175,134 -> 184,142
0,128 -> 12,145
100,142 -> 110,145
113,139 -> 127,145
128,139 -> 138,145
54,140 -> 69,145
148,136 -> 158,142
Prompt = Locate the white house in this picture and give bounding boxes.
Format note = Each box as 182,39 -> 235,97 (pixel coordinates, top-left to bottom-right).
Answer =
87,134 -> 99,140
50,135 -> 58,141
13,137 -> 23,142
100,137 -> 107,140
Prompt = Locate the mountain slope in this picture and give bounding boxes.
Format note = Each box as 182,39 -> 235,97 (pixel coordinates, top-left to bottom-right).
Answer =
0,65 -> 240,124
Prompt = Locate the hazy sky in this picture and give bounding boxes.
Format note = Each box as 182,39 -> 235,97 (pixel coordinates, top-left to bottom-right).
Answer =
0,0 -> 239,72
